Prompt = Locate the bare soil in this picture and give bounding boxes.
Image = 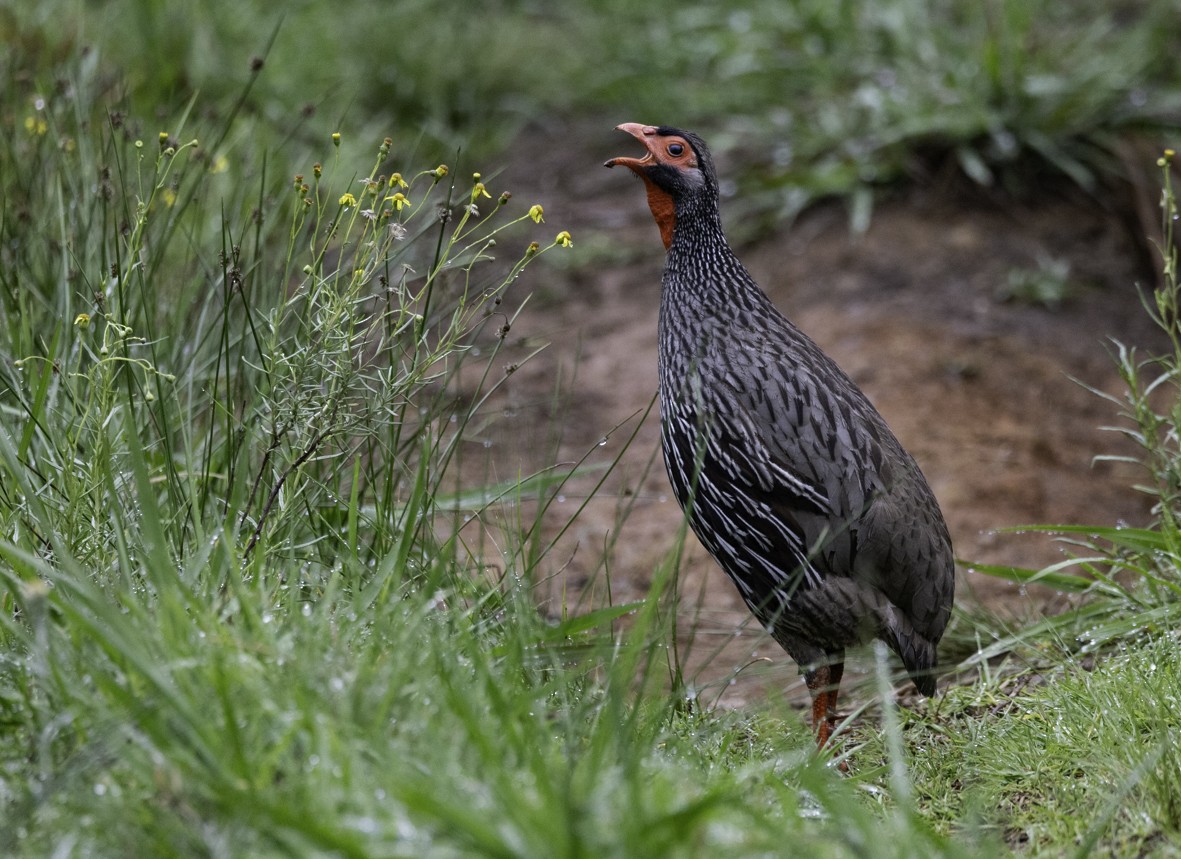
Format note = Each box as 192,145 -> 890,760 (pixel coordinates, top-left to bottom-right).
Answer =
465,124 -> 1166,708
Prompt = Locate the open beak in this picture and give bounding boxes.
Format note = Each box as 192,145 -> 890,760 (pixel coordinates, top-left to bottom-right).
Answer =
604,123 -> 659,171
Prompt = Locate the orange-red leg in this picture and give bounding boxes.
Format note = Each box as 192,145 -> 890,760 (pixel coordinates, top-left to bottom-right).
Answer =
824,661 -> 844,736
805,662 -> 846,769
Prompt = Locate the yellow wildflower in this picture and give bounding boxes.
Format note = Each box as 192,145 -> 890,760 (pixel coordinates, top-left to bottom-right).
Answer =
339,192 -> 357,207
556,231 -> 573,248
391,193 -> 410,211
389,173 -> 407,189
74,313 -> 91,330
529,204 -> 544,224
473,182 -> 491,200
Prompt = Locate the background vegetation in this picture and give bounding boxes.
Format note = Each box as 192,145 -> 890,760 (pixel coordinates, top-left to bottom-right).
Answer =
1,0 -> 1180,855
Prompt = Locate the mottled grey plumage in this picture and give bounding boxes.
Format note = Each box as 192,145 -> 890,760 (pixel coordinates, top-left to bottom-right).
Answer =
607,124 -> 954,737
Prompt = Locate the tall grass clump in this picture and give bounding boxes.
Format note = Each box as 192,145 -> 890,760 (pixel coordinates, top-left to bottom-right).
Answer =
969,151 -> 1181,657
0,41 -> 997,859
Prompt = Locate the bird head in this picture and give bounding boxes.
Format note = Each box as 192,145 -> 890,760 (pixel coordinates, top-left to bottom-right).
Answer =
605,123 -> 718,250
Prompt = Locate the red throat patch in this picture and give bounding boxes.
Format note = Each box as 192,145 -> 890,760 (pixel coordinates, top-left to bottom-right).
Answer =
640,177 -> 676,250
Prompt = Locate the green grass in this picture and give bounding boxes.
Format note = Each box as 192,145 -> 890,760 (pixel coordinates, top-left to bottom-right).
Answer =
3,4 -> 1181,856
850,634 -> 1181,856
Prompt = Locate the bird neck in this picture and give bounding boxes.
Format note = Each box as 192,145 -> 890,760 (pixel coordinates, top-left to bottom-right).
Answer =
667,192 -> 728,258
662,196 -> 753,305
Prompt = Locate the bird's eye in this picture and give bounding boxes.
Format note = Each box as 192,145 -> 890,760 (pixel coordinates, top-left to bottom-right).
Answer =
668,143 -> 685,157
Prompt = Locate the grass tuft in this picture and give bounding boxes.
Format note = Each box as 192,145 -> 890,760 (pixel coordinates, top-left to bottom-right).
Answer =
968,152 -> 1181,661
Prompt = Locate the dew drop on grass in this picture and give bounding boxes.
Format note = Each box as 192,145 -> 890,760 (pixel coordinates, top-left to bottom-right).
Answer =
352,817 -> 379,835
598,437 -> 608,447
94,782 -> 107,796
302,603 -> 312,617
394,818 -> 417,839
262,612 -> 273,624
483,439 -> 492,448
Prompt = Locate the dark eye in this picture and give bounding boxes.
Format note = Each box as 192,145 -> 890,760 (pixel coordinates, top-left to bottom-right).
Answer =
668,142 -> 684,157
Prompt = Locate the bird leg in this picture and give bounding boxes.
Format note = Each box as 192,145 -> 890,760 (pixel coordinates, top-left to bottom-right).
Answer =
824,660 -> 844,739
804,661 -> 845,750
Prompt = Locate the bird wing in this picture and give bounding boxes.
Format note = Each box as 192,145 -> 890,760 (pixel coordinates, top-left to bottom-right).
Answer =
698,320 -> 953,628
746,346 -> 954,646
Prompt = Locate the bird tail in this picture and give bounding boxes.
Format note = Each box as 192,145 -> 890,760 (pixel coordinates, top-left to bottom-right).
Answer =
881,614 -> 939,697
907,659 -> 938,698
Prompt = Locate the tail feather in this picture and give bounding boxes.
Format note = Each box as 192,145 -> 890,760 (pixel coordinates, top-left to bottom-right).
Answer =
881,608 -> 939,696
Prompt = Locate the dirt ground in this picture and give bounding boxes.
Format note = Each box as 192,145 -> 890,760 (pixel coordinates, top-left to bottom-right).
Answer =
465,123 -> 1167,708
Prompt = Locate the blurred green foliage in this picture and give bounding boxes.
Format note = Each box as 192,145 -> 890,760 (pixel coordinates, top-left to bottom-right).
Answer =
5,0 -> 1179,219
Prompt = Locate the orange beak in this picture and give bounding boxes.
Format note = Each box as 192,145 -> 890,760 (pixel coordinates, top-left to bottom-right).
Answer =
604,123 -> 661,172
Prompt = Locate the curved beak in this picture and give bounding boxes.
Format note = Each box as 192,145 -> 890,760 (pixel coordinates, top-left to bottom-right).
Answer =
604,122 -> 660,171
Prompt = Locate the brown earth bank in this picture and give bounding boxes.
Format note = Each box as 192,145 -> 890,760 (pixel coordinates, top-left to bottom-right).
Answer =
454,121 -> 1167,709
